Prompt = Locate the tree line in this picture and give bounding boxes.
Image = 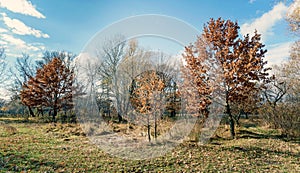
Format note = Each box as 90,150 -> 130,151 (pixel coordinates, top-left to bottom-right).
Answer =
0,11 -> 299,139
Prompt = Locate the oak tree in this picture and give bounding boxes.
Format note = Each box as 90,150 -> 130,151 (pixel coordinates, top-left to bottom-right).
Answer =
130,70 -> 165,141
20,57 -> 77,122
181,39 -> 212,118
183,18 -> 271,138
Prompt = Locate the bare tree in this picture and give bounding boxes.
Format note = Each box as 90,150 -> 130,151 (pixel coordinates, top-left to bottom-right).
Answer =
0,48 -> 7,84
10,54 -> 36,117
260,40 -> 300,137
287,0 -> 300,35
97,38 -> 153,122
97,35 -> 126,122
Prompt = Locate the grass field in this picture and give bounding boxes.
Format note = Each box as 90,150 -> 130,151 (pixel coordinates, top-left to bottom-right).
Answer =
0,117 -> 299,172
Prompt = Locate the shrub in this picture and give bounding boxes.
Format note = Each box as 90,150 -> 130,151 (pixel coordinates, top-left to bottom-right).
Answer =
259,103 -> 300,137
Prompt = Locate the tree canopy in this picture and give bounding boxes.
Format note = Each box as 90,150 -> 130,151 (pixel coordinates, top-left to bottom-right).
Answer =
20,57 -> 78,122
183,18 -> 271,138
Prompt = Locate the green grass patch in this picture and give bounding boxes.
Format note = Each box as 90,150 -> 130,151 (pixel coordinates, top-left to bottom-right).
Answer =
0,117 -> 299,172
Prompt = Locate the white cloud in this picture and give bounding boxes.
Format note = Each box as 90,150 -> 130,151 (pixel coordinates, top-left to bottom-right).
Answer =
265,42 -> 292,67
2,34 -> 26,47
240,2 -> 288,41
1,34 -> 45,52
1,13 -> 49,38
0,27 -> 7,33
0,40 -> 7,45
0,0 -> 45,19
249,0 -> 256,4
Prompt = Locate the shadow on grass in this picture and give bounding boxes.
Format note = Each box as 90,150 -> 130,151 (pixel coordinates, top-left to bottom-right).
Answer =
237,129 -> 300,144
243,123 -> 257,128
221,145 -> 300,159
0,152 -> 62,172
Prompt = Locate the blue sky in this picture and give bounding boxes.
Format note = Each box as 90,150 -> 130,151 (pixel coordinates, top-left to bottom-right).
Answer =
0,0 -> 297,62
0,0 -> 298,98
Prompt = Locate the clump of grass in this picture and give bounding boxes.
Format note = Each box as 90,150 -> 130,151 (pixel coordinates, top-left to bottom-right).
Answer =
0,121 -> 18,135
44,123 -> 86,138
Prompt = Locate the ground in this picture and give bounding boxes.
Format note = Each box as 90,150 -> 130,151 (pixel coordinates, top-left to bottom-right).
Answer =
0,117 -> 299,172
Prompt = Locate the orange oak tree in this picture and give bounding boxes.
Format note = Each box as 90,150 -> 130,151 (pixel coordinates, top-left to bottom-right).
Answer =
181,39 -> 212,118
183,18 -> 271,138
130,70 -> 165,141
20,57 -> 78,122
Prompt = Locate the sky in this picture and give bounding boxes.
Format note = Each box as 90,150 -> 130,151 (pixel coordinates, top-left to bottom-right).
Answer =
0,0 -> 298,99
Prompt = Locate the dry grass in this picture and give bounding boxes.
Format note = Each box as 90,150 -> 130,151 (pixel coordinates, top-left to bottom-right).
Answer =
0,121 -> 18,135
0,117 -> 299,172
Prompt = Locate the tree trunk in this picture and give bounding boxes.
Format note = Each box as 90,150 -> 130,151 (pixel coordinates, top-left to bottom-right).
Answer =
170,109 -> 176,117
147,116 -> 151,142
118,113 -> 123,123
245,112 -> 249,119
154,112 -> 157,139
235,111 -> 241,127
226,103 -> 235,139
229,115 -> 235,139
40,108 -> 44,117
62,109 -> 67,123
148,124 -> 151,142
28,106 -> 35,117
53,107 -> 57,123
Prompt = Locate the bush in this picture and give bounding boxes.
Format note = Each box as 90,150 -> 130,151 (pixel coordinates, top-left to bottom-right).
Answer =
259,103 -> 300,137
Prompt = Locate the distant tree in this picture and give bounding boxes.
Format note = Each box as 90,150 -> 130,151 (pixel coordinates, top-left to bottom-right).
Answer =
230,88 -> 261,123
260,76 -> 300,136
36,51 -> 75,69
260,40 -> 300,137
130,70 -> 165,141
153,52 -> 181,118
259,0 -> 300,136
10,54 -> 36,117
20,57 -> 80,122
0,48 -> 7,84
97,35 -> 126,122
163,77 -> 181,118
96,38 -> 154,122
287,0 -> 300,35
261,78 -> 287,118
285,0 -> 300,100
0,48 -> 7,114
259,2 -> 300,136
285,42 -> 300,100
183,18 -> 271,138
0,98 -> 5,109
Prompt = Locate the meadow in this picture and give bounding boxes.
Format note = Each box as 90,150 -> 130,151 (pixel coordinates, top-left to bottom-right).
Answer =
0,117 -> 299,172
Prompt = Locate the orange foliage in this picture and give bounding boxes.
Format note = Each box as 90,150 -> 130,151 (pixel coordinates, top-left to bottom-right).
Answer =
20,57 -> 78,121
182,18 -> 271,138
